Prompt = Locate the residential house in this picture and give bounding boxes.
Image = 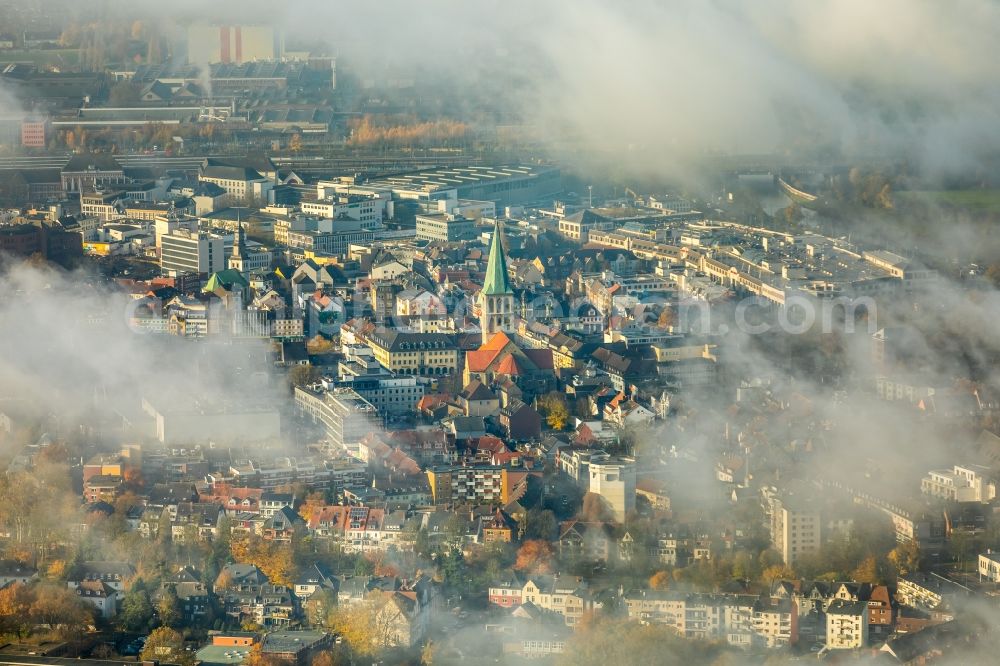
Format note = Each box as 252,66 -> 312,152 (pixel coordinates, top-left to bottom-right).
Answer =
480,508 -> 517,544
75,580 -> 117,619
519,575 -> 593,626
459,380 -> 500,417
263,506 -> 306,543
67,561 -> 134,596
499,399 -> 542,441
488,574 -> 524,609
164,566 -> 210,624
372,591 -> 429,649
826,599 -> 868,649
558,521 -> 615,562
0,560 -> 38,586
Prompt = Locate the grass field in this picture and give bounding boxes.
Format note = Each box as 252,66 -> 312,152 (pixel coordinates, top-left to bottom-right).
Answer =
897,189 -> 1000,213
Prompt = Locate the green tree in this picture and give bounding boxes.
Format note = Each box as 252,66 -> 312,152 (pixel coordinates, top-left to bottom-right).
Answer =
414,528 -> 432,559
520,508 -> 557,541
119,580 -> 154,632
157,584 -> 182,628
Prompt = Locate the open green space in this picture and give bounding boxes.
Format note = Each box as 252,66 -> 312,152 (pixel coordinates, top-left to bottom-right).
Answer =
896,189 -> 1000,213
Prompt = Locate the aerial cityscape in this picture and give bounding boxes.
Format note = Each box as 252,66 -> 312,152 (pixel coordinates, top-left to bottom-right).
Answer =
0,1 -> 999,664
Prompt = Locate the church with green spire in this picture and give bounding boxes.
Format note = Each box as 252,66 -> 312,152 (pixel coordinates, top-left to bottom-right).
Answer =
478,219 -> 515,344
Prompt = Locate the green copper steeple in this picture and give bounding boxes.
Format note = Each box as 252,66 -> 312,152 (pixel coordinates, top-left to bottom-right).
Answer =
482,219 -> 512,296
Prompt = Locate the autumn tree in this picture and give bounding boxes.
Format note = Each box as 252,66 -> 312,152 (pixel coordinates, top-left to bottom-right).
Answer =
288,364 -> 321,388
46,559 -> 69,581
289,133 -> 303,154
649,570 -> 671,591
311,652 -> 338,666
514,539 -> 555,574
346,115 -> 469,149
143,628 -> 195,666
762,564 -> 795,587
303,588 -> 337,628
244,643 -> 283,666
229,536 -> 297,587
324,604 -> 379,658
657,306 -> 676,329
214,568 -> 235,592
537,391 -> 570,430
298,491 -> 328,524
30,584 -> 93,639
888,541 -> 921,577
0,583 -> 33,636
306,336 -> 335,354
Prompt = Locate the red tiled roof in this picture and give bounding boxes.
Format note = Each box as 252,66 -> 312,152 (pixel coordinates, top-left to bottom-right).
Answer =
495,353 -> 524,376
466,349 -> 502,372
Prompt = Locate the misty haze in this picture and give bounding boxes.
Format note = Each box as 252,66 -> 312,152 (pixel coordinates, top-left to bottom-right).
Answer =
1,1 -> 1000,665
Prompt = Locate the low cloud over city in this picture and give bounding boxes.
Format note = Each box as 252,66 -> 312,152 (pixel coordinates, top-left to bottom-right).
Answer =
0,1 -> 999,664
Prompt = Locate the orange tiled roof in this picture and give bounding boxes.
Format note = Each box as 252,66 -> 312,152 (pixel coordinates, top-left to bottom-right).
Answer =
481,331 -> 514,351
495,353 -> 524,376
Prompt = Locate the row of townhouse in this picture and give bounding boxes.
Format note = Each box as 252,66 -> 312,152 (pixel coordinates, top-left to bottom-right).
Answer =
624,590 -> 798,648
139,501 -> 306,544
487,575 -> 598,626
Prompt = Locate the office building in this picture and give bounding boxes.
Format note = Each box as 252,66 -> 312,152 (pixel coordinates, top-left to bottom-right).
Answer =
161,229 -> 225,276
415,212 -> 476,243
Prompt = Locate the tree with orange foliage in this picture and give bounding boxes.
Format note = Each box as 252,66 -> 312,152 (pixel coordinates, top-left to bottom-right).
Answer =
297,492 -> 327,524
230,533 -> 252,562
762,564 -> 795,587
0,583 -> 33,635
229,535 -> 297,587
851,555 -> 879,584
346,115 -> 469,149
649,570 -> 671,591
515,539 -> 555,574
244,643 -> 283,666
124,467 -> 144,490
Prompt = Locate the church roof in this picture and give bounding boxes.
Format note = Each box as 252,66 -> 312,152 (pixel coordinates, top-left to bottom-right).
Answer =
481,220 -> 512,296
203,269 -> 249,293
495,353 -> 524,376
